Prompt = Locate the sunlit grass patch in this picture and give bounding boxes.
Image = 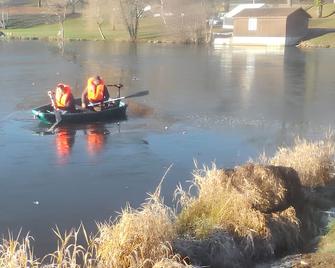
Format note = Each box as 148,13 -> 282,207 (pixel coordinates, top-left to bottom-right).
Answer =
309,18 -> 335,28
307,3 -> 335,18
318,219 -> 335,253
4,16 -> 165,41
299,32 -> 335,48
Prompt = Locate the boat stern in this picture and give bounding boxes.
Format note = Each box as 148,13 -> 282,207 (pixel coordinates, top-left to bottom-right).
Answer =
32,109 -> 52,124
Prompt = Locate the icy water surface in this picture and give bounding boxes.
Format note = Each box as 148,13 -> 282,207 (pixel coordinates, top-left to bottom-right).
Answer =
1,41 -> 335,255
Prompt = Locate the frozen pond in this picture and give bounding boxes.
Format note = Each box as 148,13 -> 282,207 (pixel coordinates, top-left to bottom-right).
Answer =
1,41 -> 335,256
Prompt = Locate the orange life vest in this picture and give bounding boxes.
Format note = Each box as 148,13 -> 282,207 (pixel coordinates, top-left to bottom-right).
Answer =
55,84 -> 72,109
87,77 -> 105,102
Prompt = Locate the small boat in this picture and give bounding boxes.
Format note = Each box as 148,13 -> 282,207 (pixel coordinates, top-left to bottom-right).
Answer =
32,98 -> 127,125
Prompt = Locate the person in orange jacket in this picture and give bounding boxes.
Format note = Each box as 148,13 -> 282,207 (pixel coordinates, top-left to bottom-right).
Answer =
81,75 -> 110,109
49,83 -> 75,112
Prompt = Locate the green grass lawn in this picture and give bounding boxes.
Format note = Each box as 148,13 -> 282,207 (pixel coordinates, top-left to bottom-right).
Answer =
307,3 -> 335,18
302,3 -> 335,47
302,32 -> 335,48
299,31 -> 335,48
307,3 -> 335,28
4,5 -> 335,46
309,18 -> 335,28
4,16 -> 166,41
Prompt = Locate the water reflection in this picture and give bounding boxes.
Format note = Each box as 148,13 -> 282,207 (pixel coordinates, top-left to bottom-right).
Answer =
53,123 -> 122,162
84,124 -> 111,156
55,127 -> 76,164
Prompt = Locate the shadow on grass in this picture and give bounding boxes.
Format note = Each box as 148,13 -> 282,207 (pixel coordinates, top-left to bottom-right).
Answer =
301,28 -> 335,41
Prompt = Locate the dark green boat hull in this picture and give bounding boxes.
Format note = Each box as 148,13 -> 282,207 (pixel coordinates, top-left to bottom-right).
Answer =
32,98 -> 127,125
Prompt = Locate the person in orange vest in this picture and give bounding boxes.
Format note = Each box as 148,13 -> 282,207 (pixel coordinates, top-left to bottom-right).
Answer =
81,75 -> 110,109
49,83 -> 75,112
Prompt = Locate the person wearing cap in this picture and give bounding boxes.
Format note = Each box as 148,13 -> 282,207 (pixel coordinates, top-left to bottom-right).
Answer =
49,83 -> 75,112
81,76 -> 110,109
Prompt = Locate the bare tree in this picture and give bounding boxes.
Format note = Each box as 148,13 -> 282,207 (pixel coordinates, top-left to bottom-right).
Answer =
160,0 -> 166,25
46,0 -> 71,49
167,0 -> 216,44
119,0 -> 146,41
94,0 -> 106,40
223,0 -> 230,12
68,0 -> 84,14
314,0 -> 324,18
0,1 -> 8,29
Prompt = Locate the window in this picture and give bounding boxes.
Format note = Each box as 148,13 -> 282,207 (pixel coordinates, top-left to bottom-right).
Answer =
248,17 -> 257,31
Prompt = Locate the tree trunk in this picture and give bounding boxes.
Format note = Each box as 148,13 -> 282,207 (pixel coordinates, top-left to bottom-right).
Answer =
160,0 -> 166,25
60,20 -> 64,43
57,15 -> 65,49
223,0 -> 230,12
315,0 -> 324,18
97,22 -> 106,40
71,3 -> 75,14
317,5 -> 323,18
1,10 -> 8,29
206,21 -> 213,44
120,0 -> 136,41
134,15 -> 139,41
38,0 -> 42,7
287,0 -> 292,7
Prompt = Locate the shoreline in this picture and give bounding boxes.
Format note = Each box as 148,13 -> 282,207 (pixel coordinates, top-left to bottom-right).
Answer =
2,32 -> 335,48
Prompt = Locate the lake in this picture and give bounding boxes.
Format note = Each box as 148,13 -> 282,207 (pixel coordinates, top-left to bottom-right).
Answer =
1,40 -> 335,256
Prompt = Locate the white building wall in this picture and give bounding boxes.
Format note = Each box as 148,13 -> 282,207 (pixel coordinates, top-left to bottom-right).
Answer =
232,36 -> 301,46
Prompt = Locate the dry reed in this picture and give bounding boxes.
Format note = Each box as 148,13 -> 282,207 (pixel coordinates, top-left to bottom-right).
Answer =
262,137 -> 335,187
175,163 -> 302,260
0,231 -> 39,268
43,224 -> 97,268
95,191 -> 177,268
175,164 -> 269,239
230,164 -> 290,213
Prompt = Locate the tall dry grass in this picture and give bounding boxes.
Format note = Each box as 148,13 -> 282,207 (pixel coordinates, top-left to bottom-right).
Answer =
95,189 -> 178,268
175,164 -> 301,259
229,164 -> 293,213
259,137 -> 335,187
43,224 -> 97,268
0,231 -> 39,268
175,165 -> 269,240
